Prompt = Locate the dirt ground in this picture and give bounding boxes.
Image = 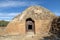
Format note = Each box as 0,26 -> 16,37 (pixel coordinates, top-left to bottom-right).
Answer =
0,34 -> 60,40
0,35 -> 43,40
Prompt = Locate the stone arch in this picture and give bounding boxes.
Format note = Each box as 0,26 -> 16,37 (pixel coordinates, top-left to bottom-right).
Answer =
25,18 -> 35,33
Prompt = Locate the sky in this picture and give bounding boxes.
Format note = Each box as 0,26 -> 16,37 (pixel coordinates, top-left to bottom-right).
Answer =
0,0 -> 60,21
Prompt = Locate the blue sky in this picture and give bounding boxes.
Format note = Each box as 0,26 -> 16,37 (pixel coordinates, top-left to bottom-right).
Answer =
0,0 -> 60,21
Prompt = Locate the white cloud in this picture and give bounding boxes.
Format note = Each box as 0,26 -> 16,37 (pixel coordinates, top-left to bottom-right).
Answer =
0,1 -> 40,7
0,12 -> 20,21
0,12 -> 20,17
54,11 -> 60,16
0,1 -> 25,7
0,16 -> 13,21
54,10 -> 60,16
0,16 -> 11,18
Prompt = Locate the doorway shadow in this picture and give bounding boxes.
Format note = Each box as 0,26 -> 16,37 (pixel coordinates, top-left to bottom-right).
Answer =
26,18 -> 35,33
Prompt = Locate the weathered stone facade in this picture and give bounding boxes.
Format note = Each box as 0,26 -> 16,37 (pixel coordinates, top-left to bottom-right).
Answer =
1,6 -> 60,39
3,6 -> 57,37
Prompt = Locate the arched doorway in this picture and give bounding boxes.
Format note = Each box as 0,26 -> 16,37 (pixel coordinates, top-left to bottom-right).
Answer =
26,18 -> 35,33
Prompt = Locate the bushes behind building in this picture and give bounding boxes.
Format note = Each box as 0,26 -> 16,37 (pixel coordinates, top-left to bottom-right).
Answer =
0,20 -> 9,27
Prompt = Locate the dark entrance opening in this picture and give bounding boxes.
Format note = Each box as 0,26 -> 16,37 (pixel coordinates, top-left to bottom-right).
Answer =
26,18 -> 35,33
28,25 -> 32,30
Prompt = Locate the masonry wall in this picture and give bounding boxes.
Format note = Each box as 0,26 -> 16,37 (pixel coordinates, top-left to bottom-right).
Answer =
4,20 -> 26,35
35,20 -> 52,36
4,19 -> 52,36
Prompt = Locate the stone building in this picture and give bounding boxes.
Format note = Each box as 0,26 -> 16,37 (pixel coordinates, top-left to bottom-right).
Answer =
4,6 -> 57,37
